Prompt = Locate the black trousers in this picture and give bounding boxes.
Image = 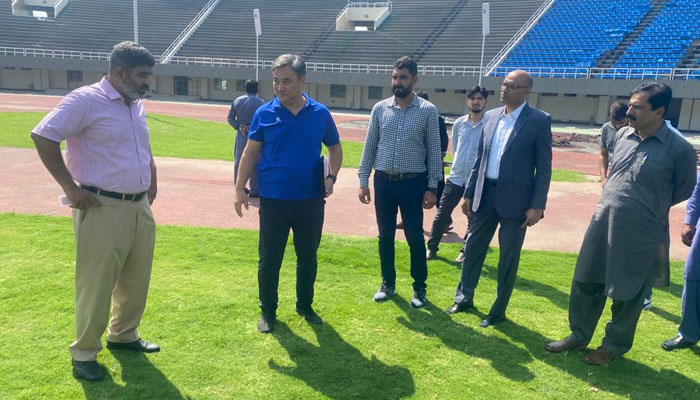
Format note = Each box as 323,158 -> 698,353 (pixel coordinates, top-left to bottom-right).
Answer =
427,179 -> 464,252
454,180 -> 527,318
258,197 -> 324,314
374,173 -> 428,291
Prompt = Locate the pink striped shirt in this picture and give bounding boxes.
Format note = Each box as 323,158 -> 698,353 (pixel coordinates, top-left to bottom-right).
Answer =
32,77 -> 152,193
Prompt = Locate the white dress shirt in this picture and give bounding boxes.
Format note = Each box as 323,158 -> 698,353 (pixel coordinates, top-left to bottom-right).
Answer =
485,102 -> 527,180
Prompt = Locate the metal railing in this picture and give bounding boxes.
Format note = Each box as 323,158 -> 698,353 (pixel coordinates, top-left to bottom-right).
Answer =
337,1 -> 391,20
1,46 -> 699,80
160,0 -> 221,64
484,0 -> 556,76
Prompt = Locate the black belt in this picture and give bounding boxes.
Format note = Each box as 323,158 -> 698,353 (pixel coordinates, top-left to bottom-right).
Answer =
375,171 -> 420,181
82,185 -> 146,201
485,178 -> 498,185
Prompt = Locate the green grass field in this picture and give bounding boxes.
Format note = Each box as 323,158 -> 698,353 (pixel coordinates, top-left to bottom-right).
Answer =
1,213 -> 698,399
2,112 -> 585,181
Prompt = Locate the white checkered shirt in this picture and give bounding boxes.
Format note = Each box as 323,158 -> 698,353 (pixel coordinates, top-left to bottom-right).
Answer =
358,94 -> 442,188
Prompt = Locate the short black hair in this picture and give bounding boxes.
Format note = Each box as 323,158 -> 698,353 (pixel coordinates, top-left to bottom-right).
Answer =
609,102 -> 628,120
394,56 -> 418,76
109,41 -> 155,75
415,91 -> 429,101
630,82 -> 672,116
245,79 -> 258,94
467,86 -> 488,100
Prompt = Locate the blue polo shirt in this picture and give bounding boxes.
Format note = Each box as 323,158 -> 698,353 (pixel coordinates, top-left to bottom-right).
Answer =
248,93 -> 340,200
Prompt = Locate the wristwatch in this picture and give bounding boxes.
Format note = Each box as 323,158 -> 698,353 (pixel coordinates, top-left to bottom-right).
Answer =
326,174 -> 337,183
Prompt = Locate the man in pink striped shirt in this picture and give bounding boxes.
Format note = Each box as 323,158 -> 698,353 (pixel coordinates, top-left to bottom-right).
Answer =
31,41 -> 159,381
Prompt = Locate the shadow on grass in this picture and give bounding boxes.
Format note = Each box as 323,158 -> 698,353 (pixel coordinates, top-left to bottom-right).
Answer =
392,295 -> 535,382
482,264 -> 571,311
78,351 -> 186,400
269,321 -> 415,400
497,321 -> 700,399
648,306 -> 682,325
656,281 -> 684,299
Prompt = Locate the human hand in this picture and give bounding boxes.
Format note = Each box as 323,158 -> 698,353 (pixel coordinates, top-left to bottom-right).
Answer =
461,198 -> 472,220
64,185 -> 101,210
423,191 -> 437,209
358,186 -> 371,204
325,178 -> 334,198
681,224 -> 696,247
234,187 -> 249,217
521,208 -> 544,229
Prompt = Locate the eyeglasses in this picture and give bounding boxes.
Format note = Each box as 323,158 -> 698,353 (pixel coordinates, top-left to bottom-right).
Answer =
500,83 -> 529,91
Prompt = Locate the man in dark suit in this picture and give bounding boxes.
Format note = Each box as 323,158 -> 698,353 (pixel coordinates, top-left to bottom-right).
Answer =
446,70 -> 552,328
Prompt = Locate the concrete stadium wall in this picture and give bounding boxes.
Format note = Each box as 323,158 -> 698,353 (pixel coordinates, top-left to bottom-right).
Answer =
2,55 -> 700,131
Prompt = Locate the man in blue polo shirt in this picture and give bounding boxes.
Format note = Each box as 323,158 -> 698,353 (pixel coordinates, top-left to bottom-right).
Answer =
234,54 -> 343,334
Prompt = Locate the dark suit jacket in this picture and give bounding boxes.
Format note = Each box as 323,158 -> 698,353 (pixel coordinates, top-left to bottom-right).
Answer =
463,103 -> 552,219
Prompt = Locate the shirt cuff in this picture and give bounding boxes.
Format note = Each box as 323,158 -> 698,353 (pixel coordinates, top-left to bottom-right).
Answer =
684,214 -> 699,226
428,178 -> 438,189
359,175 -> 369,187
31,128 -> 62,143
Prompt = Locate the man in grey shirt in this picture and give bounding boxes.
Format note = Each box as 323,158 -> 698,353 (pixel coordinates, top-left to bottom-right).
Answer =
546,82 -> 697,365
426,86 -> 488,261
599,102 -> 628,187
228,79 -> 265,196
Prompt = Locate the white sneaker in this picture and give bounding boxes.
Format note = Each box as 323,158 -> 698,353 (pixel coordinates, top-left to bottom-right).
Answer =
642,298 -> 652,310
455,252 -> 465,263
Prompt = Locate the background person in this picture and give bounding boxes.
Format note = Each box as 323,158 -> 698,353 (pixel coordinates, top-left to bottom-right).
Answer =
228,79 -> 265,197
426,86 -> 488,262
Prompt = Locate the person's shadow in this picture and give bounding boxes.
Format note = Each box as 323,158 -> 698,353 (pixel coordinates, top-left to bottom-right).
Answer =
496,321 -> 700,400
393,295 -> 535,382
269,322 -> 415,400
78,350 -> 186,400
482,264 -> 571,311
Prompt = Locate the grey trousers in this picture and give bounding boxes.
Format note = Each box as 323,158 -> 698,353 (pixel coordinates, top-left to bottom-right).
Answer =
568,279 -> 651,356
233,132 -> 258,193
454,181 -> 527,318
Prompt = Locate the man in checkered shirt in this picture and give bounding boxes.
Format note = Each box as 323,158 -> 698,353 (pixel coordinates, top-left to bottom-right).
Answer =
357,56 -> 442,308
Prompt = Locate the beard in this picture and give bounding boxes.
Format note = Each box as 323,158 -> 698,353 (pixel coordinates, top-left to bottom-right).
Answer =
392,85 -> 412,98
123,77 -> 149,99
469,106 -> 482,113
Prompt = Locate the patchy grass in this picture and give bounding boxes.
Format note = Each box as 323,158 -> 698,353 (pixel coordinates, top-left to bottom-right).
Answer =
1,213 -> 698,399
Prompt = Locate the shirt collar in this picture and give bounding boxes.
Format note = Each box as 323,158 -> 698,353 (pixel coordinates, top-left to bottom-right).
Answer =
99,77 -> 125,101
467,115 -> 485,128
500,102 -> 527,120
625,121 -> 671,143
390,93 -> 420,109
272,92 -> 312,112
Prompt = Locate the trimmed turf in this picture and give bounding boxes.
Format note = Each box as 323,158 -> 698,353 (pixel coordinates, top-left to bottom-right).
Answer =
4,111 -> 585,181
1,213 -> 698,399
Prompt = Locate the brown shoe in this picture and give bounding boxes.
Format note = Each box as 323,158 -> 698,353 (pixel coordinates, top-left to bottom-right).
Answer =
584,346 -> 618,365
545,337 -> 588,353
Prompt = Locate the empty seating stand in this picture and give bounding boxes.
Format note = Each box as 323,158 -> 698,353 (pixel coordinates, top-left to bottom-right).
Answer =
615,0 -> 700,78
500,0 -> 651,74
0,0 -> 209,54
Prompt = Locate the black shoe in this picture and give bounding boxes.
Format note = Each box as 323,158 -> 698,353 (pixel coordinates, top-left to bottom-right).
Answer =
410,289 -> 427,308
106,338 -> 160,353
258,313 -> 276,333
479,315 -> 505,328
662,334 -> 696,351
296,306 -> 323,325
446,301 -> 474,314
373,282 -> 396,302
426,249 -> 437,260
72,360 -> 104,381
